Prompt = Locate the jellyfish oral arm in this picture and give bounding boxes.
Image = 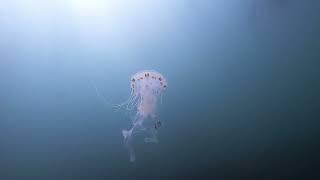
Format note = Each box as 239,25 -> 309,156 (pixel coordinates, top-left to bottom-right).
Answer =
122,129 -> 135,162
122,114 -> 159,162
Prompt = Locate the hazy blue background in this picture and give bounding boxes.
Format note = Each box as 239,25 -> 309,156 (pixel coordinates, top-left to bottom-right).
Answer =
1,0 -> 319,179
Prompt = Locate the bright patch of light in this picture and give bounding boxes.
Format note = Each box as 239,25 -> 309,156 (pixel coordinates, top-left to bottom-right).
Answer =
69,0 -> 129,19
67,0 -> 183,60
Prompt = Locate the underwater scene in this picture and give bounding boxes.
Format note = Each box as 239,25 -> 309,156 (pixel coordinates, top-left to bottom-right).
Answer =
1,0 -> 319,179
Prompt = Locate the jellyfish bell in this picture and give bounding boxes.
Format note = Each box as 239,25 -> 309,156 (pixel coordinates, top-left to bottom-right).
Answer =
120,70 -> 167,162
130,70 -> 167,115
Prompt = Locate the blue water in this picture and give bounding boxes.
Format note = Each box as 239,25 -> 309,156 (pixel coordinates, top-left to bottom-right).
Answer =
1,0 -> 319,179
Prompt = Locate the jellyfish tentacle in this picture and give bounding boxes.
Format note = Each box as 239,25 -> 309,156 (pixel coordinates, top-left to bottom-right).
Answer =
130,95 -> 141,110
114,89 -> 136,110
126,93 -> 139,110
144,128 -> 158,143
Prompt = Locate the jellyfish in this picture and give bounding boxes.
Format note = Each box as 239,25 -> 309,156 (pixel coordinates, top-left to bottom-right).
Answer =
118,70 -> 168,162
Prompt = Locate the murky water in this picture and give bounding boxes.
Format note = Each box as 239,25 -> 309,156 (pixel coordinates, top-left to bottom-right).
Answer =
1,0 -> 319,179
